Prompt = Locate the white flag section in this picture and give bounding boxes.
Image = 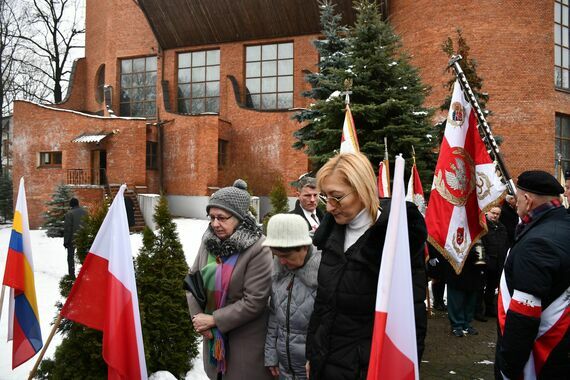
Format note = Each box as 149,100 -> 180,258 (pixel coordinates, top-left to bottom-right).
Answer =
60,184 -> 147,379
339,104 -> 359,153
378,161 -> 390,198
367,155 -> 418,380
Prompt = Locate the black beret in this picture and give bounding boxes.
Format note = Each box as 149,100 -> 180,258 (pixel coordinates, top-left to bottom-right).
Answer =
565,169 -> 570,181
516,170 -> 564,196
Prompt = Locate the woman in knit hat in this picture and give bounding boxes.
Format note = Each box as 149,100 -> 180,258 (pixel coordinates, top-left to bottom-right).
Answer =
263,214 -> 321,380
186,179 -> 273,380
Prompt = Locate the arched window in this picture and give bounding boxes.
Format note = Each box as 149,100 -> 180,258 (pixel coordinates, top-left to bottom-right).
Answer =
95,64 -> 105,104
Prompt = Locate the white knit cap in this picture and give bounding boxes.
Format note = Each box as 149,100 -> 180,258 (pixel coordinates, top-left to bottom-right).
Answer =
263,214 -> 312,248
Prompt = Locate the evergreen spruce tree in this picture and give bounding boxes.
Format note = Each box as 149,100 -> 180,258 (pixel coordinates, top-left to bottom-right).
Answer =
43,184 -> 74,237
0,172 -> 13,223
37,204 -> 109,379
135,196 -> 199,377
294,0 -> 437,185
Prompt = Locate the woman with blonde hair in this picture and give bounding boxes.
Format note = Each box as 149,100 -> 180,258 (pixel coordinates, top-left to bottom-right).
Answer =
306,152 -> 427,379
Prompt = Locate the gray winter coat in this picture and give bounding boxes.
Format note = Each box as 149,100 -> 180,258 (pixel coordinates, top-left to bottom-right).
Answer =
264,246 -> 321,380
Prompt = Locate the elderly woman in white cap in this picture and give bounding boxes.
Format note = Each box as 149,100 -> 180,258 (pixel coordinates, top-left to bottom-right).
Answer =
186,179 -> 273,380
263,214 -> 321,380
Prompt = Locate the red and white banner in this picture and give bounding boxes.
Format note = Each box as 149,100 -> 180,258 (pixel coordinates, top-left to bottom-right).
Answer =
378,161 -> 391,198
425,80 -> 506,274
60,185 -> 147,379
340,104 -> 359,153
406,162 -> 425,216
367,155 -> 418,380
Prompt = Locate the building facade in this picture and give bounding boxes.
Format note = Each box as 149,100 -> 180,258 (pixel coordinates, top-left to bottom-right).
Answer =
11,0 -> 570,227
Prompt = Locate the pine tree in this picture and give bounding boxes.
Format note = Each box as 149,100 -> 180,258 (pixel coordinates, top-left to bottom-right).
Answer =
37,204 -> 109,379
135,195 -> 199,377
43,184 -> 74,237
294,0 -> 437,185
0,172 -> 13,223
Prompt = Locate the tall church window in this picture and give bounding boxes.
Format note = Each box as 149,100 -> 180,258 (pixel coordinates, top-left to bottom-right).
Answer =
555,114 -> 570,172
120,56 -> 157,117
555,0 -> 570,89
178,49 -> 220,114
245,42 -> 293,110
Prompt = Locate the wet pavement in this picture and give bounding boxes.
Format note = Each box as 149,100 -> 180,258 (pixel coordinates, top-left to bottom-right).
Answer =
420,308 -> 497,379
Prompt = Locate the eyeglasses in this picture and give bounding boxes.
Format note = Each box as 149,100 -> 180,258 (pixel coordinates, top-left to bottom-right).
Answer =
208,214 -> 233,223
318,191 -> 353,207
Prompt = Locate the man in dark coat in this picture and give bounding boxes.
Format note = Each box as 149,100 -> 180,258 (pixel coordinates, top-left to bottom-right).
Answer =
63,197 -> 87,277
307,199 -> 427,379
495,170 -> 570,379
480,206 -> 508,317
565,169 -> 570,213
290,176 -> 324,234
499,195 -> 519,248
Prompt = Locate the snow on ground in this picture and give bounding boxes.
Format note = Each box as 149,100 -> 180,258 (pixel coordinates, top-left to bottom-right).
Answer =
0,218 -> 211,380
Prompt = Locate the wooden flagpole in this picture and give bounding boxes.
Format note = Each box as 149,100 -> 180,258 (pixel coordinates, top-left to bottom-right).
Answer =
28,314 -> 63,380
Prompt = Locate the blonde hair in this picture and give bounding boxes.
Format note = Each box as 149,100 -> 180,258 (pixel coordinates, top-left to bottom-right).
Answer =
316,152 -> 379,222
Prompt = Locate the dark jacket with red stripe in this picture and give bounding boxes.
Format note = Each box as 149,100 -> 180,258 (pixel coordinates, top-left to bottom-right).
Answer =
306,200 -> 427,380
495,206 -> 570,379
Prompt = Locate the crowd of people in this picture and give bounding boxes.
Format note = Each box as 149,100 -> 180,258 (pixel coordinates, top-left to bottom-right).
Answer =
181,152 -> 570,380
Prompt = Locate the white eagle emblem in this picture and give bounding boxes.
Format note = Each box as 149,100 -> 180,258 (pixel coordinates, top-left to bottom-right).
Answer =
445,158 -> 468,192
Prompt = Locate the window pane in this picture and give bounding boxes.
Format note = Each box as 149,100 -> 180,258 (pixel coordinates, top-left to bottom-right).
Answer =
277,93 -> 293,109
178,68 -> 191,83
192,99 -> 205,114
121,74 -> 132,88
556,46 -> 562,66
145,101 -> 156,117
178,99 -> 190,114
206,82 -> 219,97
262,61 -> 277,76
278,76 -> 293,92
562,118 -> 570,137
278,42 -> 293,59
246,45 -> 260,61
133,73 -> 145,87
192,67 -> 205,82
120,102 -> 130,115
262,77 -> 276,92
564,6 -> 569,25
278,59 -> 293,75
261,94 -> 276,109
564,26 -> 569,47
556,67 -> 562,87
192,83 -> 205,97
146,86 -> 156,100
556,24 -> 562,45
250,94 -> 260,109
246,78 -> 260,94
121,60 -> 132,74
178,84 -> 190,98
179,53 -> 191,68
565,47 -> 570,68
120,89 -> 131,102
556,2 -> 562,24
564,69 -> 569,87
193,51 -> 206,66
246,62 -> 261,77
206,97 -> 219,113
133,58 -> 145,72
207,50 -> 220,65
206,65 -> 220,81
146,57 -> 157,71
145,72 -> 157,85
262,44 -> 277,60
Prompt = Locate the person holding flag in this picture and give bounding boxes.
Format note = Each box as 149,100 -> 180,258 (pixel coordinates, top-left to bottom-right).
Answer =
2,178 -> 43,369
306,152 -> 427,379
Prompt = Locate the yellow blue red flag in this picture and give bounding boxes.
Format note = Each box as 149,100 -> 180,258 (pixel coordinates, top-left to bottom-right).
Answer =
2,177 -> 43,368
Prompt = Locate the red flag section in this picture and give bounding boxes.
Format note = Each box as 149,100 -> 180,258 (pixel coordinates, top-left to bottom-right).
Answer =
368,155 -> 418,380
60,184 -> 147,379
425,80 -> 506,274
378,161 -> 391,198
406,162 -> 425,216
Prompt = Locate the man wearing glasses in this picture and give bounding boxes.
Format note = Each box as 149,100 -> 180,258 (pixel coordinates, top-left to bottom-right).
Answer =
290,175 -> 325,234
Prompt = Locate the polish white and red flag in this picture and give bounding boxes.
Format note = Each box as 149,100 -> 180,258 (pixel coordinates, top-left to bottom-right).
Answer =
405,161 -> 425,216
339,103 -> 359,153
368,155 -> 418,380
378,161 -> 391,198
425,80 -> 506,274
60,185 -> 147,379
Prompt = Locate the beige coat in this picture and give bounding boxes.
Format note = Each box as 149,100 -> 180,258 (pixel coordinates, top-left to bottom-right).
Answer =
187,236 -> 274,380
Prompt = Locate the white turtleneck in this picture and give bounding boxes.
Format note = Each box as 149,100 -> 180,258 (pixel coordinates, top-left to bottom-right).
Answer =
344,208 -> 380,253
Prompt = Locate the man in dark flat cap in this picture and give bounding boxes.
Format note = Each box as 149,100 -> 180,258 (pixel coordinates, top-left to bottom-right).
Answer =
495,170 -> 570,379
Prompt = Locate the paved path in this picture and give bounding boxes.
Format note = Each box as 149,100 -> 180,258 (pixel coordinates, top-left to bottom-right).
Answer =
420,309 -> 497,379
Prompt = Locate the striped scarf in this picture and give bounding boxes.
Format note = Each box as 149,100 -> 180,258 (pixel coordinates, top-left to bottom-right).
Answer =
201,252 -> 240,374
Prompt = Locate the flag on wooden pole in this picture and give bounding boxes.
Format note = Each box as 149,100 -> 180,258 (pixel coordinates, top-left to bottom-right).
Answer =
425,80 -> 506,274
340,103 -> 359,153
405,153 -> 425,216
2,178 -> 43,368
367,155 -> 418,380
378,137 -> 391,197
60,185 -> 147,379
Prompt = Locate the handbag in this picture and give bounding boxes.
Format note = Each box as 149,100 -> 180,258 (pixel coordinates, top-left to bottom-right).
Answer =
183,271 -> 207,310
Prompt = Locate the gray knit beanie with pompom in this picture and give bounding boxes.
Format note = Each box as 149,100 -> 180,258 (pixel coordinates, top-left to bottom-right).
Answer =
207,179 -> 251,220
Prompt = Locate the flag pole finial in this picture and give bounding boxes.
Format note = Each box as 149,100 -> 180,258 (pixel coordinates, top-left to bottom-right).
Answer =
341,79 -> 353,105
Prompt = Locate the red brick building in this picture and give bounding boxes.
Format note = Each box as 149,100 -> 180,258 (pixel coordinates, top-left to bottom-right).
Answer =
11,0 -> 570,227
